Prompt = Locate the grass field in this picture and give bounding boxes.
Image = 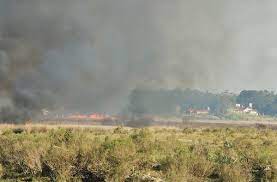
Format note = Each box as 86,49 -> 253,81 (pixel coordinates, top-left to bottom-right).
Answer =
0,125 -> 276,181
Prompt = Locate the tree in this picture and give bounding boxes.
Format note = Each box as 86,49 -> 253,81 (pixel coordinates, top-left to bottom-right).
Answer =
237,90 -> 276,115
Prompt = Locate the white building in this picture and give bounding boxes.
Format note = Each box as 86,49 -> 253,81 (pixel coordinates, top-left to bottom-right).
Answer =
233,103 -> 259,116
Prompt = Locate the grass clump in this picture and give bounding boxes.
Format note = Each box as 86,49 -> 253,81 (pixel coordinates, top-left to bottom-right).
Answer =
0,126 -> 276,181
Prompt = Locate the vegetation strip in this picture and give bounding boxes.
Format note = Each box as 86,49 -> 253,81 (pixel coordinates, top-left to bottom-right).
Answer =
0,126 -> 275,181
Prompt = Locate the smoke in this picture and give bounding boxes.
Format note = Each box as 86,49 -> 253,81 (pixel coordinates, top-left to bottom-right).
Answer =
0,0 -> 277,121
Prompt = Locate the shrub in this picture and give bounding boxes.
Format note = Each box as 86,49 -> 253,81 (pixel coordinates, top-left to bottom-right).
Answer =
0,127 -> 275,181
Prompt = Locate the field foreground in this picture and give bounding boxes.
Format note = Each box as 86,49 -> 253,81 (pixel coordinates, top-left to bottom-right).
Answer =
0,126 -> 276,181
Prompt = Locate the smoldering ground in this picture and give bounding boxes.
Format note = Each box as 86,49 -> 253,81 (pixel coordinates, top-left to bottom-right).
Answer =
0,0 -> 277,121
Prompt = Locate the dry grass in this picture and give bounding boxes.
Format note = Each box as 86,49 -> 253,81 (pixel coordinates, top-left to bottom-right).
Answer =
0,125 -> 276,181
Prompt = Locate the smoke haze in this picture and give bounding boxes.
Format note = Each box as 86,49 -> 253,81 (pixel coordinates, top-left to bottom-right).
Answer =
0,0 -> 277,117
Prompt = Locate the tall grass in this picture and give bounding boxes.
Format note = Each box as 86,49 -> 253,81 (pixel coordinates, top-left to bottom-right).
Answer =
0,126 -> 276,181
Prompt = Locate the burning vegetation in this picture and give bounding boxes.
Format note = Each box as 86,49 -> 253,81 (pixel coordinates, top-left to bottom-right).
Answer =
1,1 -> 277,181
2,1 -> 277,124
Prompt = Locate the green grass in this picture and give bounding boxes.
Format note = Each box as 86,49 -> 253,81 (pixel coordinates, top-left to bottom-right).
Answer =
224,112 -> 277,121
0,126 -> 276,181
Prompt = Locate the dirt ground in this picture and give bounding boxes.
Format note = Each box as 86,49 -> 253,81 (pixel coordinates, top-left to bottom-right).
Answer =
1,119 -> 277,130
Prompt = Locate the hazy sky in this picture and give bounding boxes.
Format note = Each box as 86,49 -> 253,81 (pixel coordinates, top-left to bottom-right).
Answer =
1,0 -> 277,113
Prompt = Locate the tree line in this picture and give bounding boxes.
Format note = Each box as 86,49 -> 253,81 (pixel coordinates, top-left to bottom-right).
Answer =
127,89 -> 277,117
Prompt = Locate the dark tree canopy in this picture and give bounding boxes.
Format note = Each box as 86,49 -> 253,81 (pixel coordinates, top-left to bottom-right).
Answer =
237,90 -> 276,115
127,89 -> 277,117
127,88 -> 236,117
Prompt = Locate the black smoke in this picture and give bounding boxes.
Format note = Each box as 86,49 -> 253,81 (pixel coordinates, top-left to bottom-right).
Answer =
0,0 -> 277,122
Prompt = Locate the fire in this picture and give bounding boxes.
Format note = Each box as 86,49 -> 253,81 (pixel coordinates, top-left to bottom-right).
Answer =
88,113 -> 108,120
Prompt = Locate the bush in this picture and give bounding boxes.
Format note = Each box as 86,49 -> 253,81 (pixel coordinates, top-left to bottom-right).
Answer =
0,127 -> 275,181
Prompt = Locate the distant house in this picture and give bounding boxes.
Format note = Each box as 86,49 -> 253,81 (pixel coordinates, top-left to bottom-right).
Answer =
232,105 -> 244,114
232,103 -> 259,116
242,107 -> 259,116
